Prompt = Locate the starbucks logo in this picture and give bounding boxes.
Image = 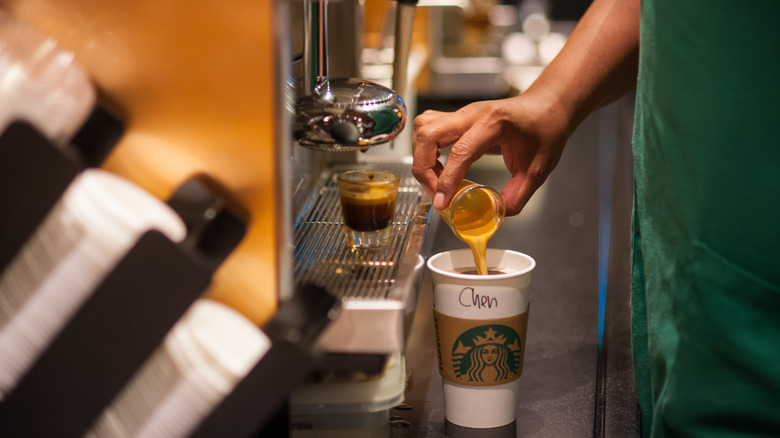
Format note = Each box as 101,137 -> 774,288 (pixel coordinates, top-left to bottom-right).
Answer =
451,325 -> 522,383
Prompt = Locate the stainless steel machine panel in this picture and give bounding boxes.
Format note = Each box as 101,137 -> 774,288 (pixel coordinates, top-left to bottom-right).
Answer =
293,160 -> 432,353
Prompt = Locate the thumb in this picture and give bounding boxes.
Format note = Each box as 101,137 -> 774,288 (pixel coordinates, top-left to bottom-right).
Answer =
501,174 -> 534,216
433,160 -> 471,211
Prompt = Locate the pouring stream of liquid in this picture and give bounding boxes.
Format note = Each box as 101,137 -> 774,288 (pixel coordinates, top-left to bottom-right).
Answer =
451,201 -> 501,275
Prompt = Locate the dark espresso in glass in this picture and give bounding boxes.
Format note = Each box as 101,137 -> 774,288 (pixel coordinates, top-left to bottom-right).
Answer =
336,169 -> 400,248
340,196 -> 396,231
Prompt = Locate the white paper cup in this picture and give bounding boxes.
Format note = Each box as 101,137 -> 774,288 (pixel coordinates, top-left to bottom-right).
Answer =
427,249 -> 536,429
0,10 -> 96,141
86,299 -> 272,438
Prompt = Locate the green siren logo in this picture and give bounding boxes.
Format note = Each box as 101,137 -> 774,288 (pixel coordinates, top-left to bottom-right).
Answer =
452,325 -> 522,384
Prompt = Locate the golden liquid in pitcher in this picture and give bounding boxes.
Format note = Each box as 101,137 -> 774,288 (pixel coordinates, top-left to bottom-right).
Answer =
441,181 -> 504,275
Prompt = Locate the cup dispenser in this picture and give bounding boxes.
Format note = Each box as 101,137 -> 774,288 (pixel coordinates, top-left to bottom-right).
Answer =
0,1 -> 336,436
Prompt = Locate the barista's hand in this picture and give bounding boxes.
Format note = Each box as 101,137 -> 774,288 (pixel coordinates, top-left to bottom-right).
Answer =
412,89 -> 573,216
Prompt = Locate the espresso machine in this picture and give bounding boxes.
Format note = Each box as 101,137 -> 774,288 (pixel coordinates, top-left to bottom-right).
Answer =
287,1 -> 433,433
285,0 -> 431,351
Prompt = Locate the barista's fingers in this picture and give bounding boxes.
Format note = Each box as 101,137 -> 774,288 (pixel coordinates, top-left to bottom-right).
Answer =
501,174 -> 533,217
502,155 -> 556,216
413,109 -> 486,204
411,118 -> 440,196
435,126 -> 498,211
412,110 -> 467,196
411,160 -> 438,198
485,145 -> 502,155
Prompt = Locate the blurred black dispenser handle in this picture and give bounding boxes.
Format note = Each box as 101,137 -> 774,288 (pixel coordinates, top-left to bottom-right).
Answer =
0,231 -> 213,438
0,104 -> 122,270
0,122 -> 81,270
0,122 -> 214,437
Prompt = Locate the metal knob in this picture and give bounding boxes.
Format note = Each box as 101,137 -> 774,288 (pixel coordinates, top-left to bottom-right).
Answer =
294,78 -> 407,151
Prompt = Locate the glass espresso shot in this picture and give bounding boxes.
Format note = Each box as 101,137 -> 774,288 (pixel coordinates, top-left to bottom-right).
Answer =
337,170 -> 400,249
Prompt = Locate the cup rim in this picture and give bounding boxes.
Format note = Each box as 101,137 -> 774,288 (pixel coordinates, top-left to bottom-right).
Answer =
336,169 -> 400,185
426,248 -> 535,280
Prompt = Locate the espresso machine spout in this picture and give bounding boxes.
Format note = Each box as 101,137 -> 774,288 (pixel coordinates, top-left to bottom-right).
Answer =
294,0 -> 407,151
391,0 -> 419,104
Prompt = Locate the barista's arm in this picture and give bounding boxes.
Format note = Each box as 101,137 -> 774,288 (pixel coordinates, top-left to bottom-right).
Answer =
529,0 -> 640,129
412,0 -> 640,215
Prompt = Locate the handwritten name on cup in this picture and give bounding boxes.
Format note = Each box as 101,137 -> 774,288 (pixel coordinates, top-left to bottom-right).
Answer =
459,287 -> 499,310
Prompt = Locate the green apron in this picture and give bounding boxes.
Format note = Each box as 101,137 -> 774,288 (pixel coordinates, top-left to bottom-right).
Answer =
632,1 -> 780,436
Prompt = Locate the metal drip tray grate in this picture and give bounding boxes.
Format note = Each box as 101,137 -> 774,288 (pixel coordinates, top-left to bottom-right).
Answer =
294,161 -> 429,301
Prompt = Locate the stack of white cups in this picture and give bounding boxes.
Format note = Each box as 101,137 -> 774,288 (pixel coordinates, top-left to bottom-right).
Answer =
86,298 -> 271,438
0,168 -> 187,397
0,10 -> 96,141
